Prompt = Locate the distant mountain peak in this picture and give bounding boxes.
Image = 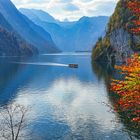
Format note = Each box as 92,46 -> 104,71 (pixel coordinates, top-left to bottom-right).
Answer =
19,8 -> 57,23
63,18 -> 69,22
20,8 -> 109,52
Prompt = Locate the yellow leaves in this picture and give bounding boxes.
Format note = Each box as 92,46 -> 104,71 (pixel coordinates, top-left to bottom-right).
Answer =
111,53 -> 140,125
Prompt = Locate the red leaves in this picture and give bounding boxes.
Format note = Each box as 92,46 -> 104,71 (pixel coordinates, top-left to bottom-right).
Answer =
127,1 -> 140,7
131,20 -> 140,26
132,117 -> 140,122
130,28 -> 140,34
127,1 -> 140,15
111,54 -> 140,125
127,0 -> 140,34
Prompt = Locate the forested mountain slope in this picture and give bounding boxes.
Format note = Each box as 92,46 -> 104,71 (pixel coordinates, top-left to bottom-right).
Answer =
0,0 -> 59,53
0,13 -> 37,56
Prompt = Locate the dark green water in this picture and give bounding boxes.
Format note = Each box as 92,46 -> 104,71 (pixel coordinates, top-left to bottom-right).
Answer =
0,53 -> 138,140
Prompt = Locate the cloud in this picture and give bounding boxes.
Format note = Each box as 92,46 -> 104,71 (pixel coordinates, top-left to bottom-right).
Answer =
11,0 -> 119,21
63,3 -> 79,11
15,77 -> 116,133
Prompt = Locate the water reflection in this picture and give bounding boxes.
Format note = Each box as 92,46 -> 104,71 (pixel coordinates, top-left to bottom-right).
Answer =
92,62 -> 140,139
0,57 -> 24,105
15,77 -> 124,140
0,54 -> 138,140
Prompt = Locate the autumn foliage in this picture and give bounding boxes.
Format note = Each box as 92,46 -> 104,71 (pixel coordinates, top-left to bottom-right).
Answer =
111,54 -> 140,126
127,0 -> 140,34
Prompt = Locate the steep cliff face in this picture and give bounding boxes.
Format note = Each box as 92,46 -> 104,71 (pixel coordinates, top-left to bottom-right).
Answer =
109,28 -> 134,62
92,0 -> 140,63
0,0 -> 59,53
0,12 -> 37,56
0,28 -> 35,56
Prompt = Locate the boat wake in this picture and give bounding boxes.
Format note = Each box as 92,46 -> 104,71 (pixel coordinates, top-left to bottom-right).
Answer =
10,62 -> 68,67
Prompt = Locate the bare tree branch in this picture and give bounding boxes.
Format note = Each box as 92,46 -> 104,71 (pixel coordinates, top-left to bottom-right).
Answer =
0,103 -> 31,140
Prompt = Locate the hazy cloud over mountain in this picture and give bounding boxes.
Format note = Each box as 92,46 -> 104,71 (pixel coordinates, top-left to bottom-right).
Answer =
11,0 -> 118,21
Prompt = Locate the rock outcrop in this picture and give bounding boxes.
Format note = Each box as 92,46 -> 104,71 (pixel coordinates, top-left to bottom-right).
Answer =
92,0 -> 140,64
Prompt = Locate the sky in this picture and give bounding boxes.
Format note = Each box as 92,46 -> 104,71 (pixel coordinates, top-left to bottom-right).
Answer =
11,0 -> 119,21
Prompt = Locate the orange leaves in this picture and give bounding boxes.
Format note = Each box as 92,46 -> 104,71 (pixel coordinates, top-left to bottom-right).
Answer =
115,54 -> 140,73
111,54 -> 140,125
127,1 -> 140,8
130,28 -> 140,34
132,117 -> 140,123
127,0 -> 140,34
127,0 -> 140,15
131,20 -> 140,26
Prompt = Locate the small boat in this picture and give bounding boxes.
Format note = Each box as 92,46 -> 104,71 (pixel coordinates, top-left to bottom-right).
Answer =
69,64 -> 78,68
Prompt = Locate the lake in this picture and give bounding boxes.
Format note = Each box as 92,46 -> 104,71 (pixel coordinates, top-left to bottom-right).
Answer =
0,53 -> 138,140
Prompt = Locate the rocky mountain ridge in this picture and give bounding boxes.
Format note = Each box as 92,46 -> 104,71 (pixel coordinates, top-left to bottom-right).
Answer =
92,0 -> 140,64
20,8 -> 109,52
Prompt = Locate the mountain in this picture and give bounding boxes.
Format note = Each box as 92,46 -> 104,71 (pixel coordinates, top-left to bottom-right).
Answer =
0,0 -> 59,53
92,0 -> 140,63
20,8 -> 57,24
20,8 -> 76,27
20,8 -> 109,52
0,12 -> 37,56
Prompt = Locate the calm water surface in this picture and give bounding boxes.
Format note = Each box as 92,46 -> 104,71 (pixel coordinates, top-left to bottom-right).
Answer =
0,53 -> 138,140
